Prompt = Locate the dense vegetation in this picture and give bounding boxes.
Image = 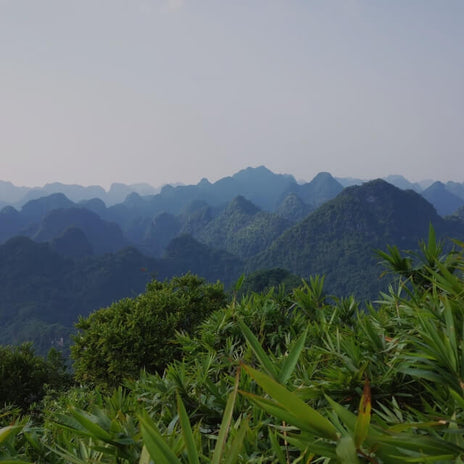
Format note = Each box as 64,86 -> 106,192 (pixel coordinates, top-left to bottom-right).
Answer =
0,344 -> 70,412
2,228 -> 464,462
3,176 -> 464,355
72,274 -> 226,388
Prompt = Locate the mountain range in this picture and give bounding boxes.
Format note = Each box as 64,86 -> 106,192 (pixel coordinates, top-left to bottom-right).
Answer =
0,180 -> 160,209
1,166 -> 464,353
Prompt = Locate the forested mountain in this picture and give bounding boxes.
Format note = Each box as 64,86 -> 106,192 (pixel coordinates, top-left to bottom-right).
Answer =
32,208 -> 128,255
160,234 -> 243,284
284,171 -> 344,208
2,167 -> 464,354
276,193 -> 314,223
141,212 -> 182,257
248,179 -> 464,299
0,234 -> 242,352
0,237 -> 158,353
193,196 -> 291,259
455,205 -> 464,221
0,196 -> 128,256
422,181 -> 464,216
335,175 -> 464,217
0,193 -> 75,243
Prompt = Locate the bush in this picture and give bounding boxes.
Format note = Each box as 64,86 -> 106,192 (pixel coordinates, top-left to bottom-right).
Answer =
71,274 -> 226,388
0,343 -> 70,412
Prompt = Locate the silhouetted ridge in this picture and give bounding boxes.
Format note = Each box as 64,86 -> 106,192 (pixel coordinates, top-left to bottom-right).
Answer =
422,181 -> 464,216
32,207 -> 127,255
21,193 -> 75,222
285,171 -> 343,208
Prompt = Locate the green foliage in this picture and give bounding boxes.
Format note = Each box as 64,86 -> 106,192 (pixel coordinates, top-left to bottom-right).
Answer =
0,344 -> 71,412
238,268 -> 301,296
0,419 -> 32,464
6,230 -> 464,462
71,274 -> 227,388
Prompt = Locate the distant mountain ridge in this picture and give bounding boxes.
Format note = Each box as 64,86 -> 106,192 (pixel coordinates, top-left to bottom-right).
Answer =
2,166 -> 464,353
422,182 -> 464,216
2,166 -> 464,263
0,195 -> 127,255
2,167 -> 464,216
0,180 -> 161,207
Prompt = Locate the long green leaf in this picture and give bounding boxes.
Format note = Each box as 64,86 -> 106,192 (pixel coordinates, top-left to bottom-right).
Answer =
354,380 -> 371,448
268,429 -> 288,464
241,392 -> 311,433
223,418 -> 249,464
243,364 -> 338,440
139,445 -> 151,464
139,413 -> 180,464
211,368 -> 240,464
176,393 -> 200,464
284,434 -> 337,458
278,329 -> 307,384
336,436 -> 361,463
238,320 -> 278,379
378,434 -> 463,455
48,444 -> 91,464
69,409 -> 113,442
0,426 -> 21,444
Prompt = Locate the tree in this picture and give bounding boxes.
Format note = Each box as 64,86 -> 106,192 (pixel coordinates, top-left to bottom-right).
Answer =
71,274 -> 227,388
0,343 -> 70,412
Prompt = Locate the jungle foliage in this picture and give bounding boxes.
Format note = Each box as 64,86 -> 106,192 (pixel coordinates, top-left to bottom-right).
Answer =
71,274 -> 227,388
3,229 -> 464,462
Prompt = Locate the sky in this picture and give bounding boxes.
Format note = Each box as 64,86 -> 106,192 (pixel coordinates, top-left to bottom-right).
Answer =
1,0 -> 463,189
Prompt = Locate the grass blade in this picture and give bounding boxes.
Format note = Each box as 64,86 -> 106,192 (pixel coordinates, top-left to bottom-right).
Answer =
278,329 -> 307,384
176,393 -> 200,464
223,418 -> 249,464
239,320 -> 278,379
211,368 -> 240,464
243,364 -> 338,440
139,413 -> 180,464
354,380 -> 371,448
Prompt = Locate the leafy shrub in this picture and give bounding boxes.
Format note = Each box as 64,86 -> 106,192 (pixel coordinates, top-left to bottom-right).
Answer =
0,344 -> 70,412
71,274 -> 227,388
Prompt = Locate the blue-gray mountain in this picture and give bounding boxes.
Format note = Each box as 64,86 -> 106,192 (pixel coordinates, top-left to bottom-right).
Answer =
1,167 -> 464,354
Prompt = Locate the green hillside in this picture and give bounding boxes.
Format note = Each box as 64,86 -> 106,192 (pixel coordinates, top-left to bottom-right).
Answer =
195,196 -> 291,259
249,179 -> 464,298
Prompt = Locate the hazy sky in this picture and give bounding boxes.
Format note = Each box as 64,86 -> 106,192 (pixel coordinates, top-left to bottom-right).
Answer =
1,1 -> 463,188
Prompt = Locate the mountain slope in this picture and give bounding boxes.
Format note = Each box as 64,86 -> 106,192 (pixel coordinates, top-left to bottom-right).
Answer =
124,166 -> 298,218
32,208 -> 127,255
160,234 -> 243,285
276,193 -> 314,223
422,182 -> 464,216
287,172 -> 344,208
249,180 -> 462,299
194,196 -> 291,259
0,237 -> 159,353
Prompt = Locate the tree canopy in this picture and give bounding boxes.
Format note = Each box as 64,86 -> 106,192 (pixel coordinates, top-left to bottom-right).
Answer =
71,273 -> 227,388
